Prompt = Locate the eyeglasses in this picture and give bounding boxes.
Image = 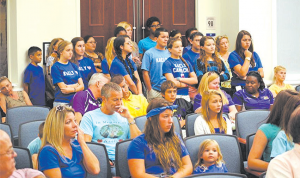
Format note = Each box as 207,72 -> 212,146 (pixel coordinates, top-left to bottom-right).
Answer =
87,41 -> 97,44
0,148 -> 15,157
150,24 -> 161,28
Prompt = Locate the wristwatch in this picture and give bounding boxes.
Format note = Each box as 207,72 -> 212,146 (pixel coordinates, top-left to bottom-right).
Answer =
245,57 -> 251,61
128,120 -> 136,125
176,77 -> 181,82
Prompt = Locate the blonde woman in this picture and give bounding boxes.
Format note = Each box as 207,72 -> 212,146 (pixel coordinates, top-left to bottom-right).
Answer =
38,105 -> 100,178
128,98 -> 193,177
269,66 -> 295,97
101,37 -> 116,78
194,90 -> 232,135
194,72 -> 237,120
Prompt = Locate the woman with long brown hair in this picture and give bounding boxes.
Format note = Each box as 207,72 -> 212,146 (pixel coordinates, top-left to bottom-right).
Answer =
127,98 -> 193,177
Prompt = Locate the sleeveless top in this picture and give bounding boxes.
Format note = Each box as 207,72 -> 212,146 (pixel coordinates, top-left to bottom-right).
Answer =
5,91 -> 27,109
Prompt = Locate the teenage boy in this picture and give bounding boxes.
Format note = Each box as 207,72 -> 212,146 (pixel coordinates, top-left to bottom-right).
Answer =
141,28 -> 170,102
24,46 -> 46,106
182,27 -> 198,55
182,32 -> 203,68
161,80 -> 193,128
138,16 -> 161,59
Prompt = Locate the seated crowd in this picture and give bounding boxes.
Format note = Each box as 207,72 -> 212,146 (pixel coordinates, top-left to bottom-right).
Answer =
0,16 -> 299,178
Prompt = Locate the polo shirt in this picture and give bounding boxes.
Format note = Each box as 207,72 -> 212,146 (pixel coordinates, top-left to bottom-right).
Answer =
123,92 -> 148,118
138,37 -> 157,54
71,89 -> 101,116
232,88 -> 274,110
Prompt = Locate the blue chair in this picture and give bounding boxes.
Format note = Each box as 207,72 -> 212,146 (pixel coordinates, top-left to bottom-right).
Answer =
185,173 -> 247,178
184,134 -> 243,174
246,133 -> 256,158
295,85 -> 300,92
115,139 -> 132,178
135,115 -> 182,138
14,147 -> 33,169
0,123 -> 13,144
86,142 -> 111,178
18,120 -> 44,148
6,106 -> 50,143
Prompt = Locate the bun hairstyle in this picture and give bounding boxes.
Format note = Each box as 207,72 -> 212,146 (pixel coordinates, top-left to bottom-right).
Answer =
235,30 -> 255,68
113,35 -> 137,82
167,37 -> 190,72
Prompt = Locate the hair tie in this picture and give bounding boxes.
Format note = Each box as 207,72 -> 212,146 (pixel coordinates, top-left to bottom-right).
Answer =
146,105 -> 178,119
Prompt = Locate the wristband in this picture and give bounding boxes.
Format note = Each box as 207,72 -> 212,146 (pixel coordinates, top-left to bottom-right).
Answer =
176,77 -> 181,81
128,120 -> 135,125
245,57 -> 251,61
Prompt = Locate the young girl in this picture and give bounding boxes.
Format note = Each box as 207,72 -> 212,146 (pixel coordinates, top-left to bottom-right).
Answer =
195,36 -> 230,85
193,139 -> 228,174
194,90 -> 232,135
162,37 -> 198,102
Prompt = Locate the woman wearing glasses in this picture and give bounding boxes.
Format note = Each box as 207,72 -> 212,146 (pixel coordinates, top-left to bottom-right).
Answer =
38,105 -> 100,178
83,35 -> 104,73
228,30 -> 264,87
110,35 -> 143,95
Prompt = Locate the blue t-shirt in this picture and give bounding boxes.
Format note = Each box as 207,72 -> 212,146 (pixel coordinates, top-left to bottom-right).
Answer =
101,58 -> 109,75
138,37 -> 157,54
193,163 -> 228,174
127,133 -> 189,175
193,90 -> 234,113
233,88 -> 274,110
76,57 -> 96,90
80,109 -> 130,160
27,137 -> 41,155
141,47 -> 170,91
182,49 -> 199,68
195,60 -> 230,82
38,140 -> 85,178
258,123 -> 281,162
162,57 -> 194,95
228,51 -> 263,86
24,63 -> 45,106
51,62 -> 82,103
110,56 -> 137,81
270,130 -> 295,159
182,45 -> 191,55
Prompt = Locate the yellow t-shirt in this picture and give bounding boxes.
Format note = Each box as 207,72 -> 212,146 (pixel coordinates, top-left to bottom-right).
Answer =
269,83 -> 295,96
123,92 -> 148,118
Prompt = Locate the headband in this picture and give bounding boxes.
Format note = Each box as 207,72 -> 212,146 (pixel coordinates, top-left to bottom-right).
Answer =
146,105 -> 178,118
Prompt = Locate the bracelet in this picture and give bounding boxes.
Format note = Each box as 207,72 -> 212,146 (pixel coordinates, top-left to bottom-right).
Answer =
128,120 -> 135,125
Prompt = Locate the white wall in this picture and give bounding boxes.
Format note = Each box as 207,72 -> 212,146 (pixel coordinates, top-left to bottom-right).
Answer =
7,0 -> 80,89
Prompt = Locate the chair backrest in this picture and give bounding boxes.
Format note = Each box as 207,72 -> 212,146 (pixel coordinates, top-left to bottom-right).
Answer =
115,139 -> 132,178
185,113 -> 229,137
185,173 -> 247,178
135,115 -> 182,138
246,133 -> 256,158
295,85 -> 300,92
6,106 -> 50,140
86,142 -> 111,178
18,120 -> 45,147
235,110 -> 269,139
13,147 -> 33,169
0,123 -> 13,143
184,134 -> 243,173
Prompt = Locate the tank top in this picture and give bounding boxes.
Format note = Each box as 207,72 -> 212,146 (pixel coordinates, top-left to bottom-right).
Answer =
5,91 -> 27,109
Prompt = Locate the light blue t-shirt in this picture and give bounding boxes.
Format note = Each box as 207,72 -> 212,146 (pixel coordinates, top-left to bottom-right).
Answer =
76,57 -> 96,90
27,137 -> 41,155
141,47 -> 170,91
270,130 -> 294,159
138,37 -> 157,54
80,109 -> 130,160
162,57 -> 194,95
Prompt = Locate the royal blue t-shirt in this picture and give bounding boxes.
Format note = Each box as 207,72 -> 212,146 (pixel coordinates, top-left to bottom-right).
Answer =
162,57 -> 194,95
127,133 -> 189,175
228,51 -> 263,86
138,37 -> 157,54
38,140 -> 85,178
76,57 -> 96,89
101,58 -> 109,75
233,88 -> 274,110
141,47 -> 170,91
24,63 -> 45,106
110,56 -> 137,81
193,90 -> 234,113
51,61 -> 82,103
182,45 -> 191,55
193,163 -> 228,174
182,49 -> 200,68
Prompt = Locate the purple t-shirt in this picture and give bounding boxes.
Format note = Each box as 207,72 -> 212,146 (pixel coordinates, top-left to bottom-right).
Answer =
233,88 -> 274,110
193,90 -> 234,113
71,89 -> 101,115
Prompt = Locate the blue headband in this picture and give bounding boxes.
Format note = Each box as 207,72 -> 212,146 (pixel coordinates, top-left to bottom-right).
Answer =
146,105 -> 178,118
